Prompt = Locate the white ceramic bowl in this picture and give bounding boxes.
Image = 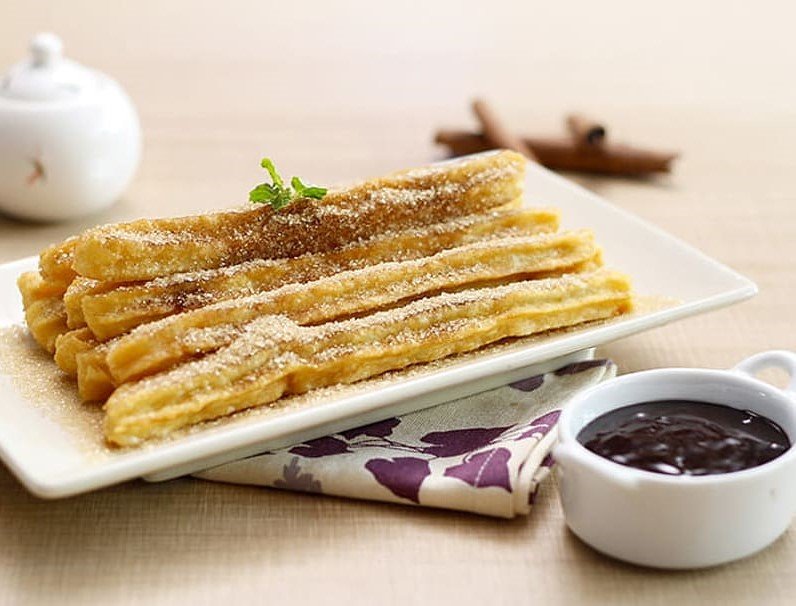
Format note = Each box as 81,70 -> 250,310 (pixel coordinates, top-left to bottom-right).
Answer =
0,33 -> 140,222
554,350 -> 796,569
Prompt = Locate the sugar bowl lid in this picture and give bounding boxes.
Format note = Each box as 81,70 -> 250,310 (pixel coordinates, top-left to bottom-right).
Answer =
1,33 -> 101,102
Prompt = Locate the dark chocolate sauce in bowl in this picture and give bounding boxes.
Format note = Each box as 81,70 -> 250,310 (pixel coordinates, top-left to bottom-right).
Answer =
577,400 -> 791,476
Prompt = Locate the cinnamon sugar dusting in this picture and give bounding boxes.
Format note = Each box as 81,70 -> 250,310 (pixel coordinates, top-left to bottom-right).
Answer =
80,207 -> 558,338
128,270 -> 628,392
118,229 -> 593,345
73,151 -> 527,281
125,294 -> 673,446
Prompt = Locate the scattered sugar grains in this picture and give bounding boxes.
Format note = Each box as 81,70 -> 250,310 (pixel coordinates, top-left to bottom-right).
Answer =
114,231 -> 584,349
129,271 -> 613,396
160,302 -> 654,445
0,325 -> 109,458
83,207 -> 546,316
83,152 -> 522,267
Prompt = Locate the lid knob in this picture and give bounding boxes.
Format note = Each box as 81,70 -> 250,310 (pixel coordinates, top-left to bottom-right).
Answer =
0,32 -> 101,101
30,33 -> 64,67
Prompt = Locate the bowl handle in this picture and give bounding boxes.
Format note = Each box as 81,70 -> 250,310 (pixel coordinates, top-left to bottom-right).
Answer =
733,350 -> 796,395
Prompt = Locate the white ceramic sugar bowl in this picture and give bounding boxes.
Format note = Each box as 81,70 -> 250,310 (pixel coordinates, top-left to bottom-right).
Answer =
0,33 -> 141,221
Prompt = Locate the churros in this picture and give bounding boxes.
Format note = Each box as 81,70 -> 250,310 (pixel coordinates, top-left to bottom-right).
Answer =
104,269 -> 632,445
54,328 -> 98,375
39,237 -> 79,286
73,151 -> 527,281
76,207 -> 559,339
63,278 -> 114,329
76,344 -> 114,402
17,271 -> 70,353
104,230 -> 601,384
15,150 -> 635,447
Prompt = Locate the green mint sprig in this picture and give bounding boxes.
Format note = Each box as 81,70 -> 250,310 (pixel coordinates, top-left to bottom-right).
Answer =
249,158 -> 327,211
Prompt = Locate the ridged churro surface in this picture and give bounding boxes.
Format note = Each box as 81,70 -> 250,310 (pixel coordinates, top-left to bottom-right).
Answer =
74,151 -> 527,281
54,328 -> 97,376
38,237 -> 79,285
104,270 -> 632,445
103,230 -> 600,384
78,208 -> 558,339
17,271 -> 70,353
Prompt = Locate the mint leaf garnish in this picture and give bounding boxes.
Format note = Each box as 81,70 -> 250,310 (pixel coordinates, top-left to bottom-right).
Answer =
260,158 -> 284,189
249,158 -> 327,211
290,176 -> 327,200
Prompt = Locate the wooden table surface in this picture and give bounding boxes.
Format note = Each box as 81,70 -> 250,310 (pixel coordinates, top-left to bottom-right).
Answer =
1,1 -> 795,604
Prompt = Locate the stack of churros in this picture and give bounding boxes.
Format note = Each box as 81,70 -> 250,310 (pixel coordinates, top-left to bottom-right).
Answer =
17,150 -> 633,446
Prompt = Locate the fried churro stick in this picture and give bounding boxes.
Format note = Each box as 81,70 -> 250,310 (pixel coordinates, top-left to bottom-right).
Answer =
39,237 -> 79,286
68,206 -> 550,332
104,230 -> 601,385
63,279 -> 114,329
82,251 -> 603,401
76,345 -> 114,402
73,151 -> 527,282
104,269 -> 632,445
17,271 -> 70,353
22,299 -> 67,354
17,270 -> 67,305
19,238 -> 81,350
77,207 -> 558,338
54,328 -> 98,375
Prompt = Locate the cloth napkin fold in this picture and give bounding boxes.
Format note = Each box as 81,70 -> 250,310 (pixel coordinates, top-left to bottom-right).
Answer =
195,359 -> 616,518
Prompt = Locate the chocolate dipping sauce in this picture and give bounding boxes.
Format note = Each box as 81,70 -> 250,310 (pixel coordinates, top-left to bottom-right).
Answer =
577,400 -> 791,476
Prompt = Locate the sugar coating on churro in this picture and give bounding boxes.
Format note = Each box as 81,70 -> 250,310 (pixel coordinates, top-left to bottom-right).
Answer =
122,207 -> 554,290
54,328 -> 98,376
127,269 -> 629,390
104,270 -> 632,444
17,271 -> 71,353
76,207 -> 558,338
38,237 -> 79,285
102,230 -> 599,384
73,150 -> 527,281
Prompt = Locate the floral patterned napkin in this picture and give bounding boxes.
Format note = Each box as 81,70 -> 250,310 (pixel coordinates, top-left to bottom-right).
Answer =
195,359 -> 616,518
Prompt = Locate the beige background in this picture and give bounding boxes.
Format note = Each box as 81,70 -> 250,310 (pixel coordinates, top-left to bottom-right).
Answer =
1,1 -> 795,604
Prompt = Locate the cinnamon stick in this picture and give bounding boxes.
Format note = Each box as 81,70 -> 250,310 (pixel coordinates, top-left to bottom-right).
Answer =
471,99 -> 538,161
566,113 -> 606,147
434,130 -> 677,176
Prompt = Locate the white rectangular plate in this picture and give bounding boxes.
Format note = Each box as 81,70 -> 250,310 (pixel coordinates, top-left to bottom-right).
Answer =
0,162 -> 756,498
